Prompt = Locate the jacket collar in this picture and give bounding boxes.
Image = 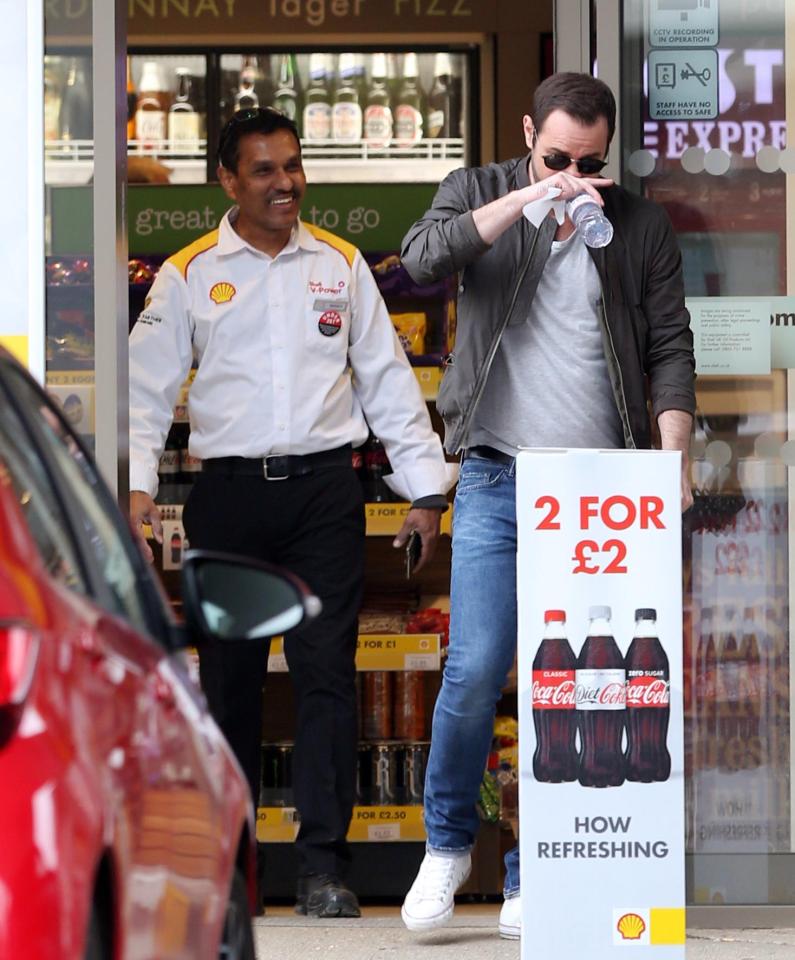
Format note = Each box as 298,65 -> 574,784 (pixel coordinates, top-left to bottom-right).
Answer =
516,153 -> 532,189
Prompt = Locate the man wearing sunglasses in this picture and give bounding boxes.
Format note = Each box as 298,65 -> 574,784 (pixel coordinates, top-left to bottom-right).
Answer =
129,107 -> 456,919
399,72 -> 695,938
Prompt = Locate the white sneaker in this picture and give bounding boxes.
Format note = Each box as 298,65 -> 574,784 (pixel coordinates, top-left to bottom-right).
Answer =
401,851 -> 472,931
499,894 -> 521,940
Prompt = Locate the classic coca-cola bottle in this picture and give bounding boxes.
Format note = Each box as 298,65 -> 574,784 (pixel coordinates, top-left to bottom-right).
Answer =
576,605 -> 626,787
532,609 -> 577,782
625,608 -> 671,782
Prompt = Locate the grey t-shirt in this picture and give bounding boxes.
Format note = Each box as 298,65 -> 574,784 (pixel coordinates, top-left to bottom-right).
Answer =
470,229 -> 623,454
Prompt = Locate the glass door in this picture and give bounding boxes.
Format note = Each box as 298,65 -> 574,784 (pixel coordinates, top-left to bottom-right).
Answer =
589,0 -> 795,907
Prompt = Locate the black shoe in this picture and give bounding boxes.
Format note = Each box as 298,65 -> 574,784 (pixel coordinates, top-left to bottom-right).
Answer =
295,874 -> 361,918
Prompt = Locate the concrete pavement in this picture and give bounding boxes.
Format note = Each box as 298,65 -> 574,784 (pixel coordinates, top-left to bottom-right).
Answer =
253,905 -> 795,959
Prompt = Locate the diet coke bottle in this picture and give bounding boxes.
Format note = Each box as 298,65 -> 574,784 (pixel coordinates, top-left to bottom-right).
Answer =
576,605 -> 626,787
532,609 -> 577,782
625,608 -> 671,782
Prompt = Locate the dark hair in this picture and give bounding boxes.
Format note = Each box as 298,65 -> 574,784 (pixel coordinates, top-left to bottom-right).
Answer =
217,107 -> 301,173
531,72 -> 616,143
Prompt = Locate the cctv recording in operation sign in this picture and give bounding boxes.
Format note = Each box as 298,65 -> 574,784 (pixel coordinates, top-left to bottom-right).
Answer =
516,450 -> 685,960
649,49 -> 718,120
649,0 -> 719,48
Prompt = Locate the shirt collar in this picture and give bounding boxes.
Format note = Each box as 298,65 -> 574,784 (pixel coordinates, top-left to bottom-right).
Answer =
217,207 -> 308,260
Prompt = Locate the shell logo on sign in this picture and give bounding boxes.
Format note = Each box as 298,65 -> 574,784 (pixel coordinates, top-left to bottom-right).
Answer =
616,913 -> 646,941
209,281 -> 236,305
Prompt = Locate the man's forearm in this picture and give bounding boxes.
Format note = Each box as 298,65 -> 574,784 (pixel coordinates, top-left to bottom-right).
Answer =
658,409 -> 694,511
471,190 -> 531,245
657,409 -> 692,454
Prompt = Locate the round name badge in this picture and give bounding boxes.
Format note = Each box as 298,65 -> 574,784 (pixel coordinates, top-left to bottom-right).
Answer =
318,310 -> 343,337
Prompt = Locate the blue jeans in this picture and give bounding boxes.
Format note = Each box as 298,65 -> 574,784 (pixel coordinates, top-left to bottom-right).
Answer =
424,453 -> 520,896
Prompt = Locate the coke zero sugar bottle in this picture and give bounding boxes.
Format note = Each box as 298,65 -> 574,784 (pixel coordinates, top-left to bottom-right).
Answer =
532,609 -> 577,782
576,605 -> 626,787
625,608 -> 671,782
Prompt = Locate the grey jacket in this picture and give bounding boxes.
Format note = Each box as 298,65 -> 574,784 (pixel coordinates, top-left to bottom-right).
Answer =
400,154 -> 696,454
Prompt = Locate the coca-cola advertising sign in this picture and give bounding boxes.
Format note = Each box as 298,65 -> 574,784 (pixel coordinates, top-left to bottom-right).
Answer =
627,676 -> 671,708
517,450 -> 684,960
532,670 -> 576,709
575,670 -> 627,710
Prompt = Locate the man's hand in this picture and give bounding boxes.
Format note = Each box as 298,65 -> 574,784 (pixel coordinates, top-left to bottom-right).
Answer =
130,490 -> 163,564
658,410 -> 694,513
393,507 -> 443,574
472,171 -> 613,246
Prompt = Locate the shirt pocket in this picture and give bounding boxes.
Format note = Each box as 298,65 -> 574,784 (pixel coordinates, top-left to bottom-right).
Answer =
304,293 -> 351,358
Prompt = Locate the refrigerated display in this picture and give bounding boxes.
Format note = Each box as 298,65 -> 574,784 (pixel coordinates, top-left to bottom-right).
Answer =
44,46 -> 476,186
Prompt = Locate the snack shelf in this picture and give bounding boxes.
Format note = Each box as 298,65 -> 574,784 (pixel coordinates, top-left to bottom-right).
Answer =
145,502 -> 453,563
256,804 -> 425,843
267,633 -> 441,673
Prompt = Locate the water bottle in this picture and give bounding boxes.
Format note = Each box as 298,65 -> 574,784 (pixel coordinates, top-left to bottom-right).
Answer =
566,193 -> 613,248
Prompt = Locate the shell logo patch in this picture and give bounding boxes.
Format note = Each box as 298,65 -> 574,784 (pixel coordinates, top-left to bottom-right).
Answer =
616,913 -> 646,941
209,281 -> 236,305
613,908 -> 655,946
318,310 -> 343,337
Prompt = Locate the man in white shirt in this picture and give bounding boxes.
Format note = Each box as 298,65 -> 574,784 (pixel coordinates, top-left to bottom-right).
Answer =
129,107 -> 456,917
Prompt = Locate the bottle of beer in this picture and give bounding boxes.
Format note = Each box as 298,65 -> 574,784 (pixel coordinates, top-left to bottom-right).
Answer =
394,52 -> 424,145
60,57 -> 92,143
273,53 -> 300,129
135,60 -> 169,148
302,53 -> 332,141
235,55 -> 260,111
427,52 -> 460,139
168,68 -> 201,153
363,52 -> 393,149
332,52 -> 362,144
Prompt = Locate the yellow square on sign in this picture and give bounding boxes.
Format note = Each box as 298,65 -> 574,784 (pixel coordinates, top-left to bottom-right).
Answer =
0,335 -> 28,365
650,908 -> 686,945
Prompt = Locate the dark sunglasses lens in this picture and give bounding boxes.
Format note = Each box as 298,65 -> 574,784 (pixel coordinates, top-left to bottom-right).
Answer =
543,153 -> 571,171
577,158 -> 607,174
233,108 -> 260,123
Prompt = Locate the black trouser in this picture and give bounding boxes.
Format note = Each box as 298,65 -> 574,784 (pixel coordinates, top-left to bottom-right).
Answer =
182,463 -> 365,879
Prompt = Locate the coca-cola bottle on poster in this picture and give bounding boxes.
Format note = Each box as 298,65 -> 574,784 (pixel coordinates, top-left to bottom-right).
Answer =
576,605 -> 626,787
625,608 -> 671,782
532,609 -> 577,783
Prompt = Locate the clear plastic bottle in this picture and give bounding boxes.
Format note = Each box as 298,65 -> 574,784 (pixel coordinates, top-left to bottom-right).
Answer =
566,193 -> 613,248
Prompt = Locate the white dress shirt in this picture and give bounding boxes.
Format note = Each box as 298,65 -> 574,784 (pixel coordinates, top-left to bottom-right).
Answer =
129,209 -> 457,501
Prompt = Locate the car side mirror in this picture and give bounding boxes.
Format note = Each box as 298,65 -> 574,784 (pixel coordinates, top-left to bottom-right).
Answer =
181,550 -> 321,642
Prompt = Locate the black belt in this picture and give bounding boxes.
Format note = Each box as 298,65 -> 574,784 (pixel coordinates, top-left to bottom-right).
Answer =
464,445 -> 515,465
203,444 -> 352,481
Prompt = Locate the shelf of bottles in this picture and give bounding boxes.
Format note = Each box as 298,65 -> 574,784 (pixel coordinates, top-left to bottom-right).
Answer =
43,49 -> 471,186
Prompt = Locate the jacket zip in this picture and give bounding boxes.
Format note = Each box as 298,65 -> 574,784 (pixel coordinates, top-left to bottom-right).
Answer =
452,227 -> 542,451
598,287 -> 636,449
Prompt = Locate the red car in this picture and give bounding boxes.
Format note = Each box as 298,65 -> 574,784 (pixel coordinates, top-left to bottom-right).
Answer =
0,348 -> 317,959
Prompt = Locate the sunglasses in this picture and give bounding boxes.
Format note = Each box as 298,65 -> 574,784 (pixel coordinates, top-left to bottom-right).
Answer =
218,107 -> 289,155
533,132 -> 609,175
